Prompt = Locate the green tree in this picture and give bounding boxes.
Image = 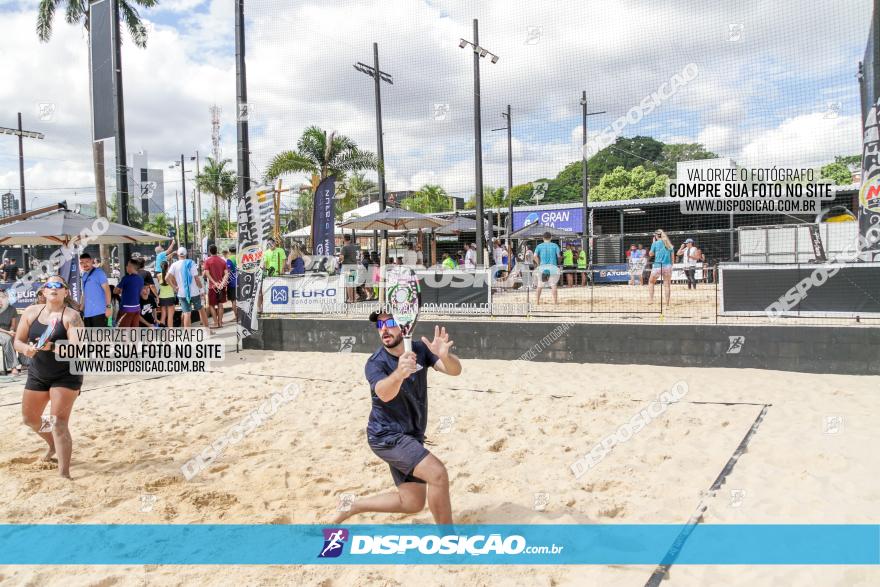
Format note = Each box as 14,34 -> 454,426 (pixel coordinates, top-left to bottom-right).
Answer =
196,157 -> 236,240
835,155 -> 861,167
820,162 -> 853,185
335,172 -> 377,219
143,212 -> 169,237
264,126 -> 378,183
590,165 -> 668,202
403,185 -> 452,214
655,143 -> 718,177
106,198 -> 143,228
587,136 -> 665,179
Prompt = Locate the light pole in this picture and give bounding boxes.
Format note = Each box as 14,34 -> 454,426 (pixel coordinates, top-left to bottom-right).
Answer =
354,43 -> 393,250
459,19 -> 498,266
492,104 -> 513,266
190,151 -> 202,257
0,114 -> 44,269
170,156 -> 192,252
580,91 -> 605,264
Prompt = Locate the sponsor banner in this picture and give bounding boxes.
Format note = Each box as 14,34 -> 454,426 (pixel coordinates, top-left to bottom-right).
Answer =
859,97 -> 880,260
0,524 -> 876,565
513,207 -> 583,233
416,270 -> 491,314
237,185 -> 275,332
60,247 -> 82,304
262,275 -> 343,313
1,282 -> 41,309
591,264 -> 704,284
312,177 -> 336,256
592,264 -> 630,283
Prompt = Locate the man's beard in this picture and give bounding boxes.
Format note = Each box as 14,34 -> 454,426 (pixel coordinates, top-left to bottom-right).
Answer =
382,331 -> 403,349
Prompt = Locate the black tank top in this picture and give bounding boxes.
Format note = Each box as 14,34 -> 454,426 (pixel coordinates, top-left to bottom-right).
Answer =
28,305 -> 75,380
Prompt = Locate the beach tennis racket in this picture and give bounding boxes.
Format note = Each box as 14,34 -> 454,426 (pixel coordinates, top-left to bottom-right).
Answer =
35,318 -> 57,351
387,266 -> 421,370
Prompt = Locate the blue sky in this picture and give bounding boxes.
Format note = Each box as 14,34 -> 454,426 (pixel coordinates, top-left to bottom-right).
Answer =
0,0 -> 872,215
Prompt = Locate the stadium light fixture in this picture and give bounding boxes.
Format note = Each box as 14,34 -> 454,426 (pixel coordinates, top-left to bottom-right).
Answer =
458,19 -> 498,267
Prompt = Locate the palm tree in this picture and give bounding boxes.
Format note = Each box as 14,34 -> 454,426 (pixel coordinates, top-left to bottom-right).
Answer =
404,185 -> 452,214
143,212 -> 169,237
36,0 -> 156,261
264,126 -> 378,184
335,172 -> 378,219
196,157 -> 236,239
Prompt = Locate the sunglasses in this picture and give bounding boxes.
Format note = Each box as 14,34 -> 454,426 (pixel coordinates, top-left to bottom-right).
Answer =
375,318 -> 398,329
43,282 -> 67,290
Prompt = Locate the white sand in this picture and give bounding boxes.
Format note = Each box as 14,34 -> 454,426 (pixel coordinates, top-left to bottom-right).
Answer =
0,347 -> 878,586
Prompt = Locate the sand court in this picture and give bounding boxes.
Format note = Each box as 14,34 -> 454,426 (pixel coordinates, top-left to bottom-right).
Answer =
0,351 -> 878,586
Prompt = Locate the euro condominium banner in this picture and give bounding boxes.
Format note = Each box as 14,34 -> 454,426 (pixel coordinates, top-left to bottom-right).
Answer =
312,177 -> 336,256
237,185 -> 274,333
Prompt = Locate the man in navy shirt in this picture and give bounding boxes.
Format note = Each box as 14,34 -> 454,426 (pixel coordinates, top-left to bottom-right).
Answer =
333,310 -> 462,525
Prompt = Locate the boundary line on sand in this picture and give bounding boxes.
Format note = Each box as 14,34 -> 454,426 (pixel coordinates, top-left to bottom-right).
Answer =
644,404 -> 771,587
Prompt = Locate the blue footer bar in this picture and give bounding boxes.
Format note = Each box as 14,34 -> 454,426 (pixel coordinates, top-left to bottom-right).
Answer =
0,525 -> 877,565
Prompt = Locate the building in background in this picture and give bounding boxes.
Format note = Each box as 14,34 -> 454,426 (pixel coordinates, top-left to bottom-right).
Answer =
1,192 -> 20,218
127,151 -> 165,219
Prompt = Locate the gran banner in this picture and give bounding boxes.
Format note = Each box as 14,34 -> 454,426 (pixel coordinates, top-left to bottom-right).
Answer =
237,184 -> 274,333
312,176 -> 335,256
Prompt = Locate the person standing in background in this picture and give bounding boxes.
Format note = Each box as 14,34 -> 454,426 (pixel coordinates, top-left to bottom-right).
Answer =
113,259 -> 145,328
78,253 -> 112,327
153,239 -> 175,276
262,238 -> 286,277
223,248 -> 238,317
562,243 -> 575,287
203,244 -> 229,329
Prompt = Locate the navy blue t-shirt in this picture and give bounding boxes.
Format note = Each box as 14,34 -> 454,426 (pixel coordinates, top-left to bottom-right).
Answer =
365,340 -> 439,443
118,273 -> 144,311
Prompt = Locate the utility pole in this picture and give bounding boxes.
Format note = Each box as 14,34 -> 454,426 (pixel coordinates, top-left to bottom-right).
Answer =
180,154 -> 189,252
580,91 -> 605,264
111,0 -> 130,265
0,114 -> 44,269
492,105 -> 513,266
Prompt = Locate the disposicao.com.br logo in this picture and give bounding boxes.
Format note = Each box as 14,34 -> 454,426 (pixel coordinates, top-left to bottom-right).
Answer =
317,528 -> 563,559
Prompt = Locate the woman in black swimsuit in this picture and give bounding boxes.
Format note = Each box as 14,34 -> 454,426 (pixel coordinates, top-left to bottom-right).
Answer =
14,276 -> 84,479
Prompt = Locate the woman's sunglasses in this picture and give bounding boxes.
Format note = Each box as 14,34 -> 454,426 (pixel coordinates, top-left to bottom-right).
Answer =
43,282 -> 67,290
375,318 -> 398,329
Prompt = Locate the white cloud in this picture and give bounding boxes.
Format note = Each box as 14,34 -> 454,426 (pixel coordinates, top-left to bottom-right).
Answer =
738,112 -> 861,168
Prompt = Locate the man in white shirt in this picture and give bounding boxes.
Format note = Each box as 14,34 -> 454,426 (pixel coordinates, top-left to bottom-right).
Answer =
402,243 -> 418,268
464,243 -> 476,269
167,247 -> 209,328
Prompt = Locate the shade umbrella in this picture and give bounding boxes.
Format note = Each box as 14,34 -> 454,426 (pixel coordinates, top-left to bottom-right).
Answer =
337,206 -> 450,231
0,208 -> 169,246
433,215 -> 489,235
338,207 -> 450,304
509,222 -> 580,240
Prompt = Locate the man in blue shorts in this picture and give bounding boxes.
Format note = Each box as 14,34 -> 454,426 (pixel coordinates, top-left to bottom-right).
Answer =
332,310 -> 462,524
533,231 -> 561,305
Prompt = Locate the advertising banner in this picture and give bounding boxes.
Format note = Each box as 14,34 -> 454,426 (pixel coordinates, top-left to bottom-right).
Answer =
237,185 -> 274,332
512,207 -> 584,233
312,177 -> 336,256
261,275 -> 343,313
1,282 -> 41,309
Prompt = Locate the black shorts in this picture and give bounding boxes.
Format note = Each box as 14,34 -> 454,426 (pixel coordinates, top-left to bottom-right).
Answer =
368,433 -> 429,486
159,297 -> 177,307
227,286 -> 236,301
82,314 -> 106,328
26,373 -> 83,392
